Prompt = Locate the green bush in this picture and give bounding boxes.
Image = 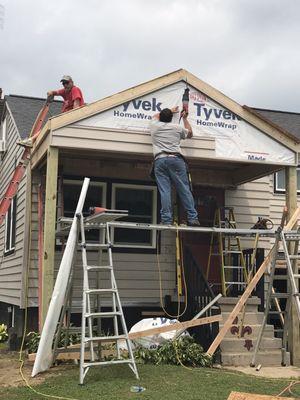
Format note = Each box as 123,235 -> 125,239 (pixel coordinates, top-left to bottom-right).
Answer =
0,323 -> 8,343
134,336 -> 212,367
26,327 -> 80,354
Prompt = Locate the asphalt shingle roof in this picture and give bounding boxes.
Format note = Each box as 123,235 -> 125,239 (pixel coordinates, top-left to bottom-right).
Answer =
253,108 -> 300,141
5,95 -> 62,139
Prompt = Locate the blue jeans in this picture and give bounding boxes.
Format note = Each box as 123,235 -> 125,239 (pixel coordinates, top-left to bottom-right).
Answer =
154,156 -> 198,224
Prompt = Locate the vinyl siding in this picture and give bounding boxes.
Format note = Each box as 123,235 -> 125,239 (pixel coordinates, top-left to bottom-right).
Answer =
0,109 -> 28,306
225,175 -> 271,249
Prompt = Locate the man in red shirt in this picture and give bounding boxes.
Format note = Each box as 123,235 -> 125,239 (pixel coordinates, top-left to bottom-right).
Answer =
48,75 -> 84,112
18,76 -> 84,147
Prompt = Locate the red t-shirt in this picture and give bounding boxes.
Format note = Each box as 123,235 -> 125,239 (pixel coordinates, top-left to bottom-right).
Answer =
55,86 -> 84,113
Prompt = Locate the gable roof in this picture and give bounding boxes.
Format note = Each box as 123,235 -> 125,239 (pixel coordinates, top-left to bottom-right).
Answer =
40,69 -> 299,152
5,95 -> 62,139
252,108 -> 300,141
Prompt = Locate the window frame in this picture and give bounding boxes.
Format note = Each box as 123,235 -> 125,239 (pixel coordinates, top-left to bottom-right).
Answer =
4,196 -> 17,256
274,168 -> 300,194
111,183 -> 158,249
62,179 -> 107,217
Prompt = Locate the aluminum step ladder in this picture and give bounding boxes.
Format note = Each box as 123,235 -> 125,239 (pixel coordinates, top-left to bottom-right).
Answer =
251,226 -> 300,367
207,207 -> 248,296
78,211 -> 139,384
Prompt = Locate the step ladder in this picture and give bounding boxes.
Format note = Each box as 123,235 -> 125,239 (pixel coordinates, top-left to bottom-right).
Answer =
251,225 -> 300,367
207,207 -> 248,296
78,211 -> 139,384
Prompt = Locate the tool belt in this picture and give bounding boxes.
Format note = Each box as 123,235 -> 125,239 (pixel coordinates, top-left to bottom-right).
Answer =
251,217 -> 274,230
149,152 -> 187,180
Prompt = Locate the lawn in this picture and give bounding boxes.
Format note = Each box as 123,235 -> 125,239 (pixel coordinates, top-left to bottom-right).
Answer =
0,363 -> 299,400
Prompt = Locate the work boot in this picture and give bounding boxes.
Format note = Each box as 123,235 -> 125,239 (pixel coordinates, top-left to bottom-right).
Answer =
17,137 -> 33,148
187,220 -> 200,227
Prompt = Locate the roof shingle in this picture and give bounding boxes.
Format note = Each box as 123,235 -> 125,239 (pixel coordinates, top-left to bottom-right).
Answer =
5,95 -> 62,139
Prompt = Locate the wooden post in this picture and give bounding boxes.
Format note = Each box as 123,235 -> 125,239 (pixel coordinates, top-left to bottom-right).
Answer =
285,166 -> 300,366
41,147 -> 58,326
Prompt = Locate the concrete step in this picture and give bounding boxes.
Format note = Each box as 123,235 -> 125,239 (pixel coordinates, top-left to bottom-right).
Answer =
221,312 -> 264,325
221,350 -> 283,366
218,323 -> 274,338
218,297 -> 261,313
220,337 -> 282,352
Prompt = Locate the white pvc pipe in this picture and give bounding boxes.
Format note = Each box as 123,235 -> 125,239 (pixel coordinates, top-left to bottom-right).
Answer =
32,178 -> 90,377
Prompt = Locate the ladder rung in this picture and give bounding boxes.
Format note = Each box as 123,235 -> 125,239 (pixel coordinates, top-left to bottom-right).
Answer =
226,282 -> 247,285
86,289 -> 117,294
223,250 -> 242,254
224,266 -> 244,269
83,359 -> 133,368
87,265 -> 112,271
273,275 -> 288,280
271,293 -> 290,298
288,255 -> 300,259
293,274 -> 300,279
85,311 -> 122,318
269,310 -> 285,314
85,243 -> 110,249
85,334 -> 126,342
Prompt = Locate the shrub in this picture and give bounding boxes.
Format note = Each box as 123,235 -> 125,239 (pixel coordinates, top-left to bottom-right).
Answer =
0,324 -> 8,343
134,336 -> 212,367
26,326 -> 80,354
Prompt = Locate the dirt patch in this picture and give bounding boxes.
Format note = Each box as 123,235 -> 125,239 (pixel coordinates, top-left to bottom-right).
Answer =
0,349 -> 71,388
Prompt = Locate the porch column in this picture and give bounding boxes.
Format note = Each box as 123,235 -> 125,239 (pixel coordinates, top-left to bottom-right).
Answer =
285,166 -> 300,365
41,147 -> 59,326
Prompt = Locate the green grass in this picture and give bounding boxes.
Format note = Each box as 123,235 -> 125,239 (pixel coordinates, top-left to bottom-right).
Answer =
0,364 -> 299,400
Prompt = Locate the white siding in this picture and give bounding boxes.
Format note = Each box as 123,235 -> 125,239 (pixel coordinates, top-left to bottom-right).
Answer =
225,175 -> 271,249
0,110 -> 28,306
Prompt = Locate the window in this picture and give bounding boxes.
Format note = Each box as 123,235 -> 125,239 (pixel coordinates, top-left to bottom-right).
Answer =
5,196 -> 17,255
63,180 -> 106,241
0,116 -> 7,152
274,169 -> 300,194
111,183 -> 157,248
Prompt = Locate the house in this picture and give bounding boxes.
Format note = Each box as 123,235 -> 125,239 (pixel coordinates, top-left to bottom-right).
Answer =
0,70 -> 299,364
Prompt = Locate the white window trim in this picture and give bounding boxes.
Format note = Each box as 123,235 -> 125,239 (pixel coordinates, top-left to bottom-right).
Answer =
111,183 -> 157,249
4,196 -> 16,254
0,116 -> 7,152
274,168 -> 300,194
1,116 -> 6,140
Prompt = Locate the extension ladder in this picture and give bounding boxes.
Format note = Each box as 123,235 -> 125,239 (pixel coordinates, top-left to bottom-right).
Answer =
78,211 -> 139,384
207,207 -> 248,296
251,225 -> 300,367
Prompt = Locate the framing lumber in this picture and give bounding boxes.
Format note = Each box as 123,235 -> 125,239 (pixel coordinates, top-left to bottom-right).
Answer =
128,314 -> 222,340
227,392 -> 297,400
206,207 -> 300,356
41,147 -> 59,326
285,166 -> 300,365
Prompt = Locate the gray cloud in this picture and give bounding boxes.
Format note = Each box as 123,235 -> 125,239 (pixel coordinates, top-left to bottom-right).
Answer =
0,0 -> 299,112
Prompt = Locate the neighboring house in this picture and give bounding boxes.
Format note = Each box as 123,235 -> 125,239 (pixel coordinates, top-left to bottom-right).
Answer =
0,70 -> 299,358
0,95 -> 62,334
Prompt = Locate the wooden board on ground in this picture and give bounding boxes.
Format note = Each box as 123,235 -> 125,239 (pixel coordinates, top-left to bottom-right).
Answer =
227,391 -> 296,400
28,315 -> 221,362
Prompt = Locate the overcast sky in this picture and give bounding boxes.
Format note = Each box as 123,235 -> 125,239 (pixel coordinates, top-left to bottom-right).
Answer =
0,0 -> 299,112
